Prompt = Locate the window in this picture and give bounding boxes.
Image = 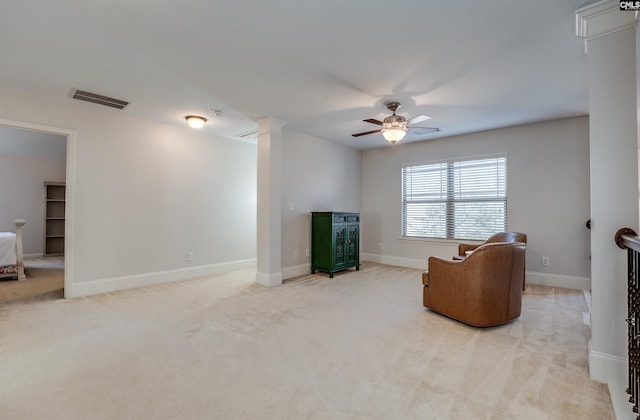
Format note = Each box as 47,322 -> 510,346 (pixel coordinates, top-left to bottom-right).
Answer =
402,156 -> 507,241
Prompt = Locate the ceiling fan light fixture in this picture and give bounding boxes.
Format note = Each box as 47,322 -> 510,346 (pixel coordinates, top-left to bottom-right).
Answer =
352,101 -> 436,144
185,115 -> 207,129
382,127 -> 407,144
381,114 -> 407,144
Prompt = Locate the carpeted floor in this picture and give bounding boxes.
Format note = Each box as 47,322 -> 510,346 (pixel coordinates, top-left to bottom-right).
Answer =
0,263 -> 614,419
0,257 -> 64,304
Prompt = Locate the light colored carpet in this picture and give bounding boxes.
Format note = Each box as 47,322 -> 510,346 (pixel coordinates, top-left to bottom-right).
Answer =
0,263 -> 614,419
0,257 -> 64,304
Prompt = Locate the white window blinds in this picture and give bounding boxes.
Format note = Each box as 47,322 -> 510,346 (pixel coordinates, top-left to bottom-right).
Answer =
402,156 -> 507,241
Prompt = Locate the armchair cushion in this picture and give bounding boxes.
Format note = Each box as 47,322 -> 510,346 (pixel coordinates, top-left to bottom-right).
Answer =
423,241 -> 526,327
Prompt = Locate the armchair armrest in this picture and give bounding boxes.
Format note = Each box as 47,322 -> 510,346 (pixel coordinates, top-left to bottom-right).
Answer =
422,271 -> 430,287
425,256 -> 472,305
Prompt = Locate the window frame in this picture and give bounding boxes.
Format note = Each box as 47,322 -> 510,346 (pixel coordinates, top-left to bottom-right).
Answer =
401,154 -> 508,241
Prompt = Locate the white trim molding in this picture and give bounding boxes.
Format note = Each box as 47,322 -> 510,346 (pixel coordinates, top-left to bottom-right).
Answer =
525,271 -> 591,290
255,271 -> 283,287
71,258 -> 257,298
282,263 -> 312,280
361,253 -> 591,290
361,253 -> 427,270
589,338 -> 627,386
0,118 -> 77,298
576,0 -> 637,50
588,340 -> 631,419
609,380 -> 635,420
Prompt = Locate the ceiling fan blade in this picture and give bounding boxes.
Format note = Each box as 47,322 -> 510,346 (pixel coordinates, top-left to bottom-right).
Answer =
363,118 -> 383,126
408,127 -> 440,134
352,129 -> 382,137
407,114 -> 432,125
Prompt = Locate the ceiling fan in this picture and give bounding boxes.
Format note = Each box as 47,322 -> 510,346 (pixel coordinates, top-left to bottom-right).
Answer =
352,102 -> 439,144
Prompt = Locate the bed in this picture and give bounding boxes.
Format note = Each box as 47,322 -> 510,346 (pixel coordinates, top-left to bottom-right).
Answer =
0,219 -> 26,281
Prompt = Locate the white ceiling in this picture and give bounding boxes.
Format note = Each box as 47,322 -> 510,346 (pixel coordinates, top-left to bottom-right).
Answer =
0,0 -> 591,150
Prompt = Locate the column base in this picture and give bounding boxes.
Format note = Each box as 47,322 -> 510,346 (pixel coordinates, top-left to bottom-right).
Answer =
255,271 -> 283,287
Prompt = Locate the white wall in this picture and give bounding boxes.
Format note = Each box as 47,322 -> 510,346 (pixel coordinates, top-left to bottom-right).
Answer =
0,153 -> 66,254
0,88 -> 257,296
362,116 -> 591,289
584,19 -> 638,388
281,129 -> 361,278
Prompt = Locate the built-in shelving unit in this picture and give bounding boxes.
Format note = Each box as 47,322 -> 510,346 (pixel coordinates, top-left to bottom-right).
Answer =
44,182 -> 65,256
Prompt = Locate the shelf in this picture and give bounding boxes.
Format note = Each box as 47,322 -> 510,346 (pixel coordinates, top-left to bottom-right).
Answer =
44,182 -> 66,256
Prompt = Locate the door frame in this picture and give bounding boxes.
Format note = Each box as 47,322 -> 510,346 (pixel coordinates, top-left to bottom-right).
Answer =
0,118 -> 76,298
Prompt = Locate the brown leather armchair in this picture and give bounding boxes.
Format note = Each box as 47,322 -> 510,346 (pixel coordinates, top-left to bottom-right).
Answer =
456,231 -> 527,259
422,241 -> 526,327
456,231 -> 527,289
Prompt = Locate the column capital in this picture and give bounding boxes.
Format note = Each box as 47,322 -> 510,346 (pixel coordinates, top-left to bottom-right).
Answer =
257,117 -> 287,135
576,0 -> 637,41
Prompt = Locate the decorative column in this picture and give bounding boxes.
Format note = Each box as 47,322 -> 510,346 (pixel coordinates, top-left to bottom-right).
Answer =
576,0 -> 638,386
255,117 -> 286,287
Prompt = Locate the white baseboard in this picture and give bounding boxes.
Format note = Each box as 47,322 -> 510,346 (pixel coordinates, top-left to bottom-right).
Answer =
609,381 -> 635,420
282,263 -> 311,280
361,253 -> 427,270
361,253 -> 590,290
24,253 -> 44,258
255,271 -> 282,287
70,258 -> 257,298
588,340 -> 632,418
525,271 -> 591,290
589,340 -> 627,385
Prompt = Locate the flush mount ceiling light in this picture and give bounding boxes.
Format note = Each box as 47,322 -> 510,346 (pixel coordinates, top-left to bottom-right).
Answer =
185,115 -> 207,129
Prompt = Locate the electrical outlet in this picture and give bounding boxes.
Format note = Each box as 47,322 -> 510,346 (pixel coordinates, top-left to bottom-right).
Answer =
541,256 -> 550,267
305,249 -> 310,257
293,251 -> 298,260
379,242 -> 383,250
186,251 -> 194,262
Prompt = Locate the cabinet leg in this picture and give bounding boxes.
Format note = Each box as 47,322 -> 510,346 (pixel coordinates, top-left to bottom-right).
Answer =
311,269 -> 315,274
356,265 -> 360,271
329,273 -> 334,278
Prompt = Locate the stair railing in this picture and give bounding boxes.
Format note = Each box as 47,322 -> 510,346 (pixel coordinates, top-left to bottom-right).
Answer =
615,227 -> 640,419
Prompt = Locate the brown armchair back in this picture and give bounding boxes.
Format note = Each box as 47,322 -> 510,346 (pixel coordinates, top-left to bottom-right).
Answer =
457,231 -> 528,289
422,241 -> 526,327
458,231 -> 527,257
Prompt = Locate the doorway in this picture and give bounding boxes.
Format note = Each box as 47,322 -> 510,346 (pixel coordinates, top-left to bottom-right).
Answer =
0,120 -> 74,302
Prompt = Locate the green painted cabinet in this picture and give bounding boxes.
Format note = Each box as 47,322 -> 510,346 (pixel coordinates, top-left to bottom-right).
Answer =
311,212 -> 360,278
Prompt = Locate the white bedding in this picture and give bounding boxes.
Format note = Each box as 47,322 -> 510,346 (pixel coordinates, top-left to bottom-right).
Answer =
0,232 -> 17,266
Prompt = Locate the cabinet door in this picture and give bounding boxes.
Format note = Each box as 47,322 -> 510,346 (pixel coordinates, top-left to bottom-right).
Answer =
345,224 -> 359,265
333,225 -> 346,268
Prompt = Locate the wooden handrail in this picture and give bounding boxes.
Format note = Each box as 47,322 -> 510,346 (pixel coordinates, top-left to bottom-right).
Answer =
616,227 -> 640,253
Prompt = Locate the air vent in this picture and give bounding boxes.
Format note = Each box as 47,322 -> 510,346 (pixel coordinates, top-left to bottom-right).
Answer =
236,129 -> 258,139
71,89 -> 129,109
